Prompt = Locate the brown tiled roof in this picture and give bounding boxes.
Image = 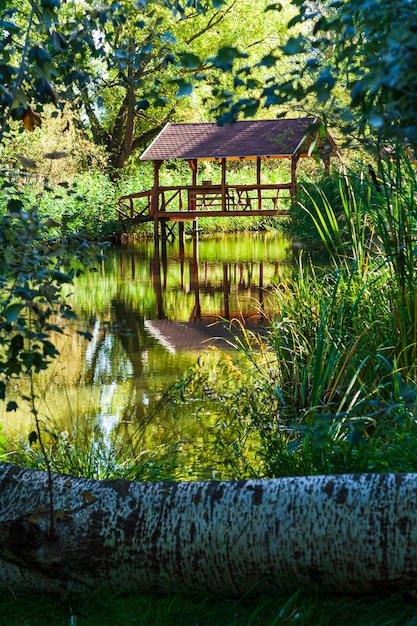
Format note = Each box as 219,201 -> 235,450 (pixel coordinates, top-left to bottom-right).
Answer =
141,118 -> 329,161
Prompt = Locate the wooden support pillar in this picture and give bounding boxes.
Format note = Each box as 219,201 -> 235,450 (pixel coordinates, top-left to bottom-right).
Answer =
192,218 -> 198,242
161,220 -> 167,241
188,159 -> 198,188
192,160 -> 198,237
221,158 -> 227,212
256,156 -> 262,210
188,160 -> 198,224
178,222 -> 185,257
152,160 -> 162,241
151,160 -> 162,215
291,155 -> 300,203
179,225 -> 185,290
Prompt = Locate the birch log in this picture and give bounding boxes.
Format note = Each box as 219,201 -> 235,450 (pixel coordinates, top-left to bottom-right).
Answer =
1,462 -> 417,595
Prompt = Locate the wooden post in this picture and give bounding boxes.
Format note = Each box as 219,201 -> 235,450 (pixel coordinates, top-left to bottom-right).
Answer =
188,159 -> 198,238
178,222 -> 184,257
151,160 -> 162,215
221,158 -> 227,212
161,220 -> 167,241
179,227 -> 185,289
290,155 -> 300,203
152,160 -> 162,241
256,156 -> 262,210
192,218 -> 198,242
153,216 -> 159,240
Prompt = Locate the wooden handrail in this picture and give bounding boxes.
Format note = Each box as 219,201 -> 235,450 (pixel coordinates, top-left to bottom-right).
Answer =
117,183 -> 292,219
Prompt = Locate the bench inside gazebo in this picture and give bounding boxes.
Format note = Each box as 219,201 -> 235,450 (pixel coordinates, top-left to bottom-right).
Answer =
117,117 -> 338,239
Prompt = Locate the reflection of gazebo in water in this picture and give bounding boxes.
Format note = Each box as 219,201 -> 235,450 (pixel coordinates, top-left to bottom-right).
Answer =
146,235 -> 286,352
117,117 -> 338,241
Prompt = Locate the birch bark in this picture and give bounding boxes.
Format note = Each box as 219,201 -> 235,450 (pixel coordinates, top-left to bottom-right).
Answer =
1,462 -> 416,595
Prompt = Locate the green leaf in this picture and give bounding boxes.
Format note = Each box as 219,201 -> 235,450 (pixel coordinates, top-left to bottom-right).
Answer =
3,303 -> 23,323
0,19 -> 19,32
136,99 -> 150,110
177,52 -> 201,69
50,270 -> 73,284
172,78 -> 193,97
256,54 -> 279,68
41,0 -> 61,7
210,47 -> 248,70
7,198 -> 23,213
281,35 -> 306,55
369,113 -> 384,129
153,97 -> 168,107
28,46 -> 53,66
9,334 -> 24,357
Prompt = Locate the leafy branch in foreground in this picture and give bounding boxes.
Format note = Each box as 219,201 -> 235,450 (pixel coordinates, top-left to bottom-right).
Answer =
0,203 -> 102,406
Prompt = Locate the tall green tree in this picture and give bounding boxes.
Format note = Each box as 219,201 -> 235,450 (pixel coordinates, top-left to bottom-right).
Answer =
58,0 -> 290,173
219,0 -> 417,149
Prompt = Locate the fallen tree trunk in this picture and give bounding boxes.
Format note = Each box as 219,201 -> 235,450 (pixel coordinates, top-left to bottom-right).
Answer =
1,462 -> 417,595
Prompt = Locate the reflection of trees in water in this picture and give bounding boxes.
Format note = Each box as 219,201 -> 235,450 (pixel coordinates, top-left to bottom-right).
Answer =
152,237 -> 289,323
41,236 -> 295,468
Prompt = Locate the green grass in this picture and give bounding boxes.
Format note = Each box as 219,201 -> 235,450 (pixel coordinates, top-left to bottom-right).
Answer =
2,589 -> 417,625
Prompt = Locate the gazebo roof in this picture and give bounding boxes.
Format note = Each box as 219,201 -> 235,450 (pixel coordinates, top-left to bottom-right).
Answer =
140,117 -> 335,161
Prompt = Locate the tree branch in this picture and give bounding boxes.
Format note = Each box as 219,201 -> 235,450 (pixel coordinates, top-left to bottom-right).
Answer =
186,0 -> 239,45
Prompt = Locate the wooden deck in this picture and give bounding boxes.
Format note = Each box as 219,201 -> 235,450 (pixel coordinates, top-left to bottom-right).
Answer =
117,183 -> 293,223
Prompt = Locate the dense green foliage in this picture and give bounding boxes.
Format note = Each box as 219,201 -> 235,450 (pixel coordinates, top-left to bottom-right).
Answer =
220,0 -> 417,150
1,0 -> 291,175
178,150 -> 417,479
0,199 -> 103,410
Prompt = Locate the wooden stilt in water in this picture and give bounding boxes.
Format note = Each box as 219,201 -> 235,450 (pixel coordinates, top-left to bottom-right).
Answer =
179,222 -> 184,256
192,218 -> 198,241
161,220 -> 167,241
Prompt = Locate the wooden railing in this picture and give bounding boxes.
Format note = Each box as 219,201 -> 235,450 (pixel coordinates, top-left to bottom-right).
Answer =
117,183 -> 292,220
117,190 -> 152,220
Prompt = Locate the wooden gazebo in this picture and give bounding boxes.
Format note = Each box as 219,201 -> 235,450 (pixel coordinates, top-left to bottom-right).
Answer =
117,117 -> 338,239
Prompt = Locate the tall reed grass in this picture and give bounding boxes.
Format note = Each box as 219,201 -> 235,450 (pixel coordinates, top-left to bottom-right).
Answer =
181,148 -> 417,478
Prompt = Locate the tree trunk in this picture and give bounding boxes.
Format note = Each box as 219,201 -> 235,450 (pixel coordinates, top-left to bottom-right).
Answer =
1,463 -> 417,595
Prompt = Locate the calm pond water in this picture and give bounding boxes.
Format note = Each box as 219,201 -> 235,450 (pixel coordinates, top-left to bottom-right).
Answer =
3,232 -> 298,478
